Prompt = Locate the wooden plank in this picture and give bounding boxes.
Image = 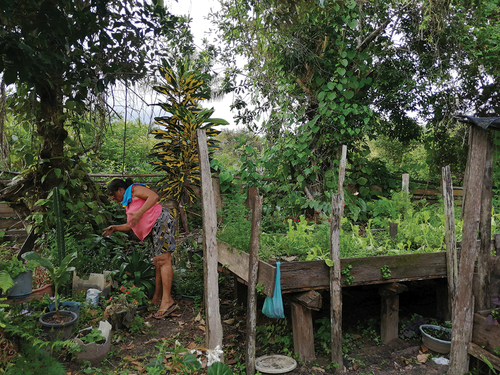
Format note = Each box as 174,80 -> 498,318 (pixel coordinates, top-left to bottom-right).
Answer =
0,203 -> 16,217
449,125 -> 489,375
218,241 -> 276,297
291,290 -> 322,311
472,309 -> 500,353
197,129 -> 223,351
468,342 -> 500,371
0,218 -> 22,228
279,252 -> 447,291
246,194 -> 263,375
291,302 -> 315,362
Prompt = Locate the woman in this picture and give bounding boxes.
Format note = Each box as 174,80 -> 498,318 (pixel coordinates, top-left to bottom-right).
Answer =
103,178 -> 178,319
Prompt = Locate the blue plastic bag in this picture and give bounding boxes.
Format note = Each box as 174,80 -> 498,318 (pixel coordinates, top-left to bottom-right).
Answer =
262,262 -> 285,318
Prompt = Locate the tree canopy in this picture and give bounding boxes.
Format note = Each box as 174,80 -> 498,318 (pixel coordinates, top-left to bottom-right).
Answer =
209,0 -> 500,183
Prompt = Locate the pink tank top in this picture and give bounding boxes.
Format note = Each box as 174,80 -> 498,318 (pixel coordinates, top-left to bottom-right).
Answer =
125,194 -> 163,241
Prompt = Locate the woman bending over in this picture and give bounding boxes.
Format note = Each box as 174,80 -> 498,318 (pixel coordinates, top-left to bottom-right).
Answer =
103,178 -> 177,319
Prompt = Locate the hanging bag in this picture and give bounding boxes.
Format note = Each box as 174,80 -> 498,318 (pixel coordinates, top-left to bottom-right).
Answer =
262,262 -> 285,318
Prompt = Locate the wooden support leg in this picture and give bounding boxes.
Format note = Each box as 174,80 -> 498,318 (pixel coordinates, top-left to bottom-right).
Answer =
379,283 -> 407,344
291,301 -> 315,362
435,279 -> 451,321
234,276 -> 247,306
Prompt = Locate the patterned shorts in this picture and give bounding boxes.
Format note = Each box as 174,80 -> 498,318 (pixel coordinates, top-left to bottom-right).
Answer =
150,208 -> 176,257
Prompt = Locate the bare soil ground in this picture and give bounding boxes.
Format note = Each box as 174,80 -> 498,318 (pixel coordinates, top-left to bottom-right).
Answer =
64,277 -> 450,375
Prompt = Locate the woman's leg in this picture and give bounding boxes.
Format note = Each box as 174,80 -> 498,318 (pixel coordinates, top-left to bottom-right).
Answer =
153,252 -> 175,317
151,257 -> 162,305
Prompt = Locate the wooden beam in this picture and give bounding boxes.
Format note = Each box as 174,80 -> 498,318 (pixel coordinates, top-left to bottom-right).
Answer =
449,125 -> 489,375
478,137 -> 494,311
218,241 -> 449,292
218,241 -> 276,297
291,302 -> 315,362
245,193 -> 263,375
197,129 -> 223,351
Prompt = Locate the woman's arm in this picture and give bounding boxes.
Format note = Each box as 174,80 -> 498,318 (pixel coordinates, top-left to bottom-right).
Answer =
103,223 -> 132,236
128,185 -> 159,226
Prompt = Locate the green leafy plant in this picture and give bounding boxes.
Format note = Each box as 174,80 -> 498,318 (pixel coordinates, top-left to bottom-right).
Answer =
110,247 -> 155,298
149,58 -> 227,207
146,340 -> 202,374
0,256 -> 34,290
78,328 -> 105,345
380,265 -> 391,279
341,264 -> 354,285
22,251 -> 77,312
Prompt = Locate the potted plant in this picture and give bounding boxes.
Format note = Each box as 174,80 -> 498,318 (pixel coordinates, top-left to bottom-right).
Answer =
22,251 -> 79,340
103,283 -> 147,329
0,256 -> 35,299
419,324 -> 452,354
73,320 -> 112,365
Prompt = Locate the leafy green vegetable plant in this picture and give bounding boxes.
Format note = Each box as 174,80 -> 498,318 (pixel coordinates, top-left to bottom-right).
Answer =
79,328 -> 105,345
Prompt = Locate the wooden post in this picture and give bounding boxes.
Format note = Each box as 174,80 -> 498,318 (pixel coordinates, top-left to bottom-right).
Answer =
330,193 -> 344,369
401,173 -> 409,193
379,283 -> 407,343
291,302 -> 315,361
389,223 -> 398,239
291,291 -> 322,361
442,165 -> 457,318
449,126 -> 489,375
196,129 -> 223,351
330,145 -> 346,369
477,137 -> 494,311
245,193 -> 263,375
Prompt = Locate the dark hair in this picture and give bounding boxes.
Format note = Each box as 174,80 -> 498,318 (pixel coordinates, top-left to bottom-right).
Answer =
107,178 -> 134,194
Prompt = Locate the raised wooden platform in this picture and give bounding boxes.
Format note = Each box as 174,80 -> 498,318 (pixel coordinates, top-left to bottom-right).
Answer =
218,240 -> 449,361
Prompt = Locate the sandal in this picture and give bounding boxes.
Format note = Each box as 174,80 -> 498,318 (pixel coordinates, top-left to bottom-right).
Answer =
153,304 -> 178,319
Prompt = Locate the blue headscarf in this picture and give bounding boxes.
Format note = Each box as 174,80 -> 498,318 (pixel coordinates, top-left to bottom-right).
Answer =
122,183 -> 146,207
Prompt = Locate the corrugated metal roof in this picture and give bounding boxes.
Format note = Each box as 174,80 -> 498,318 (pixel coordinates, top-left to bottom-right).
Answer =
454,115 -> 500,130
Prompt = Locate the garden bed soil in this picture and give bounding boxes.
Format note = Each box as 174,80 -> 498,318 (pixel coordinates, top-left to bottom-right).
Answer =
63,280 -> 450,375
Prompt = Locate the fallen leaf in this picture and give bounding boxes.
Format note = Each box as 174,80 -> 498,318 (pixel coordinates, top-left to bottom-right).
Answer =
417,353 -> 429,363
283,256 -> 297,262
170,313 -> 181,317
353,362 -> 359,370
145,338 -> 159,345
199,325 -> 206,332
311,366 -> 325,372
187,341 -> 197,349
420,344 -> 428,352
227,359 -> 237,365
353,334 -> 362,339
195,312 -> 202,322
200,318 -> 206,325
126,343 -> 135,350
223,318 -> 235,325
